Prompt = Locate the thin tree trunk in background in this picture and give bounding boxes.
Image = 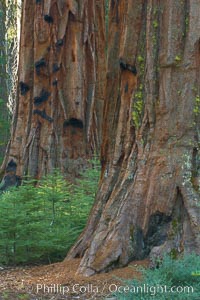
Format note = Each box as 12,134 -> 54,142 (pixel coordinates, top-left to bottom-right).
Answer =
7,0 -> 21,114
0,1 -> 9,163
67,0 -> 200,276
1,0 -> 105,180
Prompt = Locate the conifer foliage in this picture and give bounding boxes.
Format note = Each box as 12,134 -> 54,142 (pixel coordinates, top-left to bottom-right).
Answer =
0,162 -> 100,265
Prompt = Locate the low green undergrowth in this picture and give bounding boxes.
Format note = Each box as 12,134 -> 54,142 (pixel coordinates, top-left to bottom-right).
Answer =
0,161 -> 100,265
115,254 -> 200,299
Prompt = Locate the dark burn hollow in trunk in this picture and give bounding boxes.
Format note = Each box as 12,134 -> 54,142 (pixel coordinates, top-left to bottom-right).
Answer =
63,118 -> 84,129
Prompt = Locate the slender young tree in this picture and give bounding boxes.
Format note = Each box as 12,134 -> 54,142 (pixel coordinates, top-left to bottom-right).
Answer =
67,0 -> 200,275
0,0 -> 9,164
0,0 -> 105,184
6,0 -> 21,113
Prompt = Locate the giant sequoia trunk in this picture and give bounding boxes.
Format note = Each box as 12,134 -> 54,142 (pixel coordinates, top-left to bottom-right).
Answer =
67,0 -> 200,275
1,0 -> 105,180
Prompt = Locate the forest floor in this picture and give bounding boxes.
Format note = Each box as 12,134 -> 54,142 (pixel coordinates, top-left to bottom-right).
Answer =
0,258 -> 149,300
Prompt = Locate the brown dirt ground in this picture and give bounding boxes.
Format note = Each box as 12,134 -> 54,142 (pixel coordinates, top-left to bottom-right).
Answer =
0,259 -> 149,300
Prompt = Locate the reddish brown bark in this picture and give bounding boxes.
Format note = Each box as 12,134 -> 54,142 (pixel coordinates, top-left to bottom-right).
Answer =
1,0 -> 105,181
67,0 -> 200,275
